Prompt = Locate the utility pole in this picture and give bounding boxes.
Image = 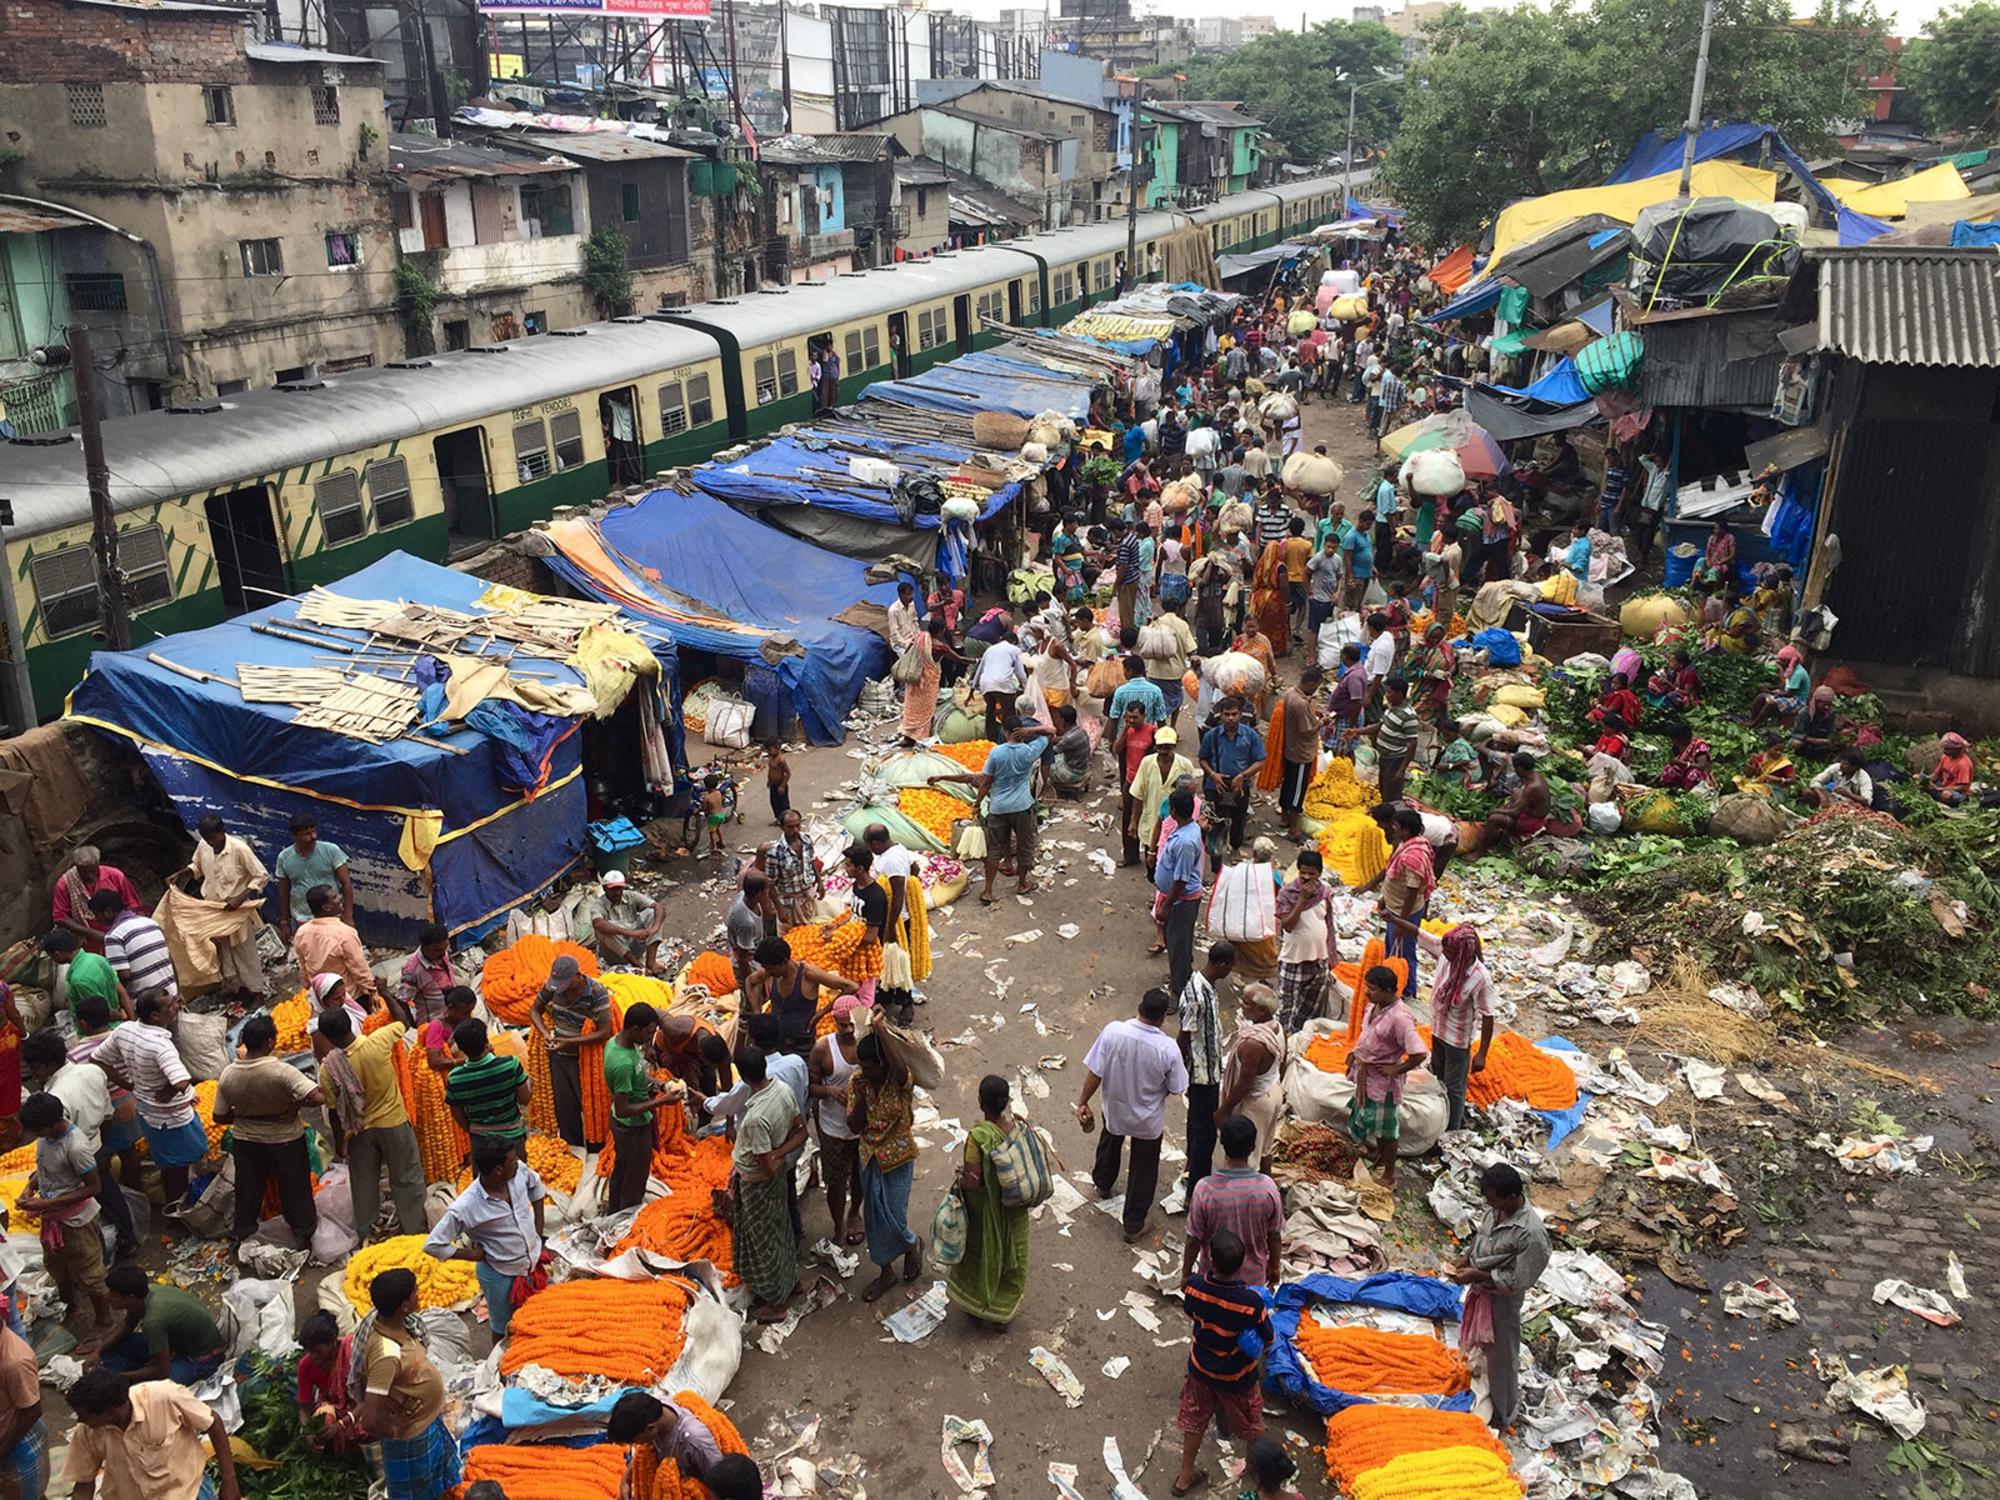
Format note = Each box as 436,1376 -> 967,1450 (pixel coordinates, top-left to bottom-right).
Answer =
1677,0 -> 1717,198
67,327 -> 131,652
1126,120 -> 1145,277
1343,79 -> 1358,211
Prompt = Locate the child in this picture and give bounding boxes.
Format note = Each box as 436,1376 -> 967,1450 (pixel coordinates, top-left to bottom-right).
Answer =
16,1091 -> 115,1349
701,774 -> 728,858
1240,1436 -> 1302,1500
765,741 -> 791,825
1345,964 -> 1427,1188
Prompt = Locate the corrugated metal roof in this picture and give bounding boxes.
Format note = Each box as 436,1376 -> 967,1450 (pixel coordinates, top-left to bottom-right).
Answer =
760,133 -> 896,166
1813,246 -> 2000,368
1636,304 -> 1790,412
0,205 -> 87,235
388,134 -> 577,183
1172,100 -> 1267,130
516,131 -> 695,162
244,39 -> 381,67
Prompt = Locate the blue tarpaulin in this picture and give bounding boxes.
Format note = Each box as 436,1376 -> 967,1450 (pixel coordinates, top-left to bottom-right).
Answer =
862,362 -> 1095,420
1492,355 -> 1590,406
1267,1273 -> 1469,1416
690,436 -> 1017,528
1608,124 -> 1842,215
1951,220 -> 2000,247
1839,207 -> 1896,245
67,553 -> 618,945
1425,279 -> 1506,324
1347,197 -> 1404,226
542,492 -> 897,745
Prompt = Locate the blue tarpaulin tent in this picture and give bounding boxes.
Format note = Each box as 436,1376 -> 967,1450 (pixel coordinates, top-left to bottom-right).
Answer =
1952,220 -> 2000,247
1607,124 -> 1843,216
542,492 -> 898,745
66,553 -> 631,945
1492,355 -> 1591,406
1425,278 -> 1506,324
861,362 -> 1095,420
690,436 -> 1018,528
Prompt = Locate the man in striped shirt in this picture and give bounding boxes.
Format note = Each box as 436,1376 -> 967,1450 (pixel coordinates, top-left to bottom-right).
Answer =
98,896 -> 173,1008
442,1021 -> 531,1145
1173,1228 -> 1272,1496
1373,365 -> 1406,437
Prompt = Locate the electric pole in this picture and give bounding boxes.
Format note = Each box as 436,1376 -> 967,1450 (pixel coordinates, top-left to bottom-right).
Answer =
1677,0 -> 1716,198
67,327 -> 131,652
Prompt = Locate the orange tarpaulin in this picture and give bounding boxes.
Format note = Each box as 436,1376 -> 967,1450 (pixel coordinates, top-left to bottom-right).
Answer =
1428,245 -> 1475,294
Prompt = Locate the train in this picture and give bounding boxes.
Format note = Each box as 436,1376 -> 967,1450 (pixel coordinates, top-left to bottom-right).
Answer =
0,174 -> 1351,722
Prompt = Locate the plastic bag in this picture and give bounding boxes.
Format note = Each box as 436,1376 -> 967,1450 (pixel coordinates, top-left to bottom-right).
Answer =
177,1158 -> 234,1238
221,1278 -> 297,1362
308,1164 -> 359,1264
1085,658 -> 1125,700
174,1011 -> 233,1083
955,820 -> 988,862
865,1014 -> 945,1091
706,700 -> 754,749
931,1190 -> 967,1267
890,639 -> 928,686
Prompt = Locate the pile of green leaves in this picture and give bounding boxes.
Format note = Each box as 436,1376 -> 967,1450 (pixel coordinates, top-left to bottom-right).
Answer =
214,1352 -> 370,1500
1410,770 -> 1495,822
1081,455 -> 1121,489
1586,807 -> 2000,1027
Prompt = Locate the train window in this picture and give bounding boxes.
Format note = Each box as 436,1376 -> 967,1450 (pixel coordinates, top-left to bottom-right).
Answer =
753,353 -> 777,404
119,525 -> 173,610
512,418 -> 550,481
686,373 -> 714,426
31,543 -> 103,638
776,348 -> 800,397
549,409 -> 586,471
975,290 -> 1004,328
1052,269 -> 1074,305
1026,279 -> 1041,314
1092,260 -> 1110,293
844,324 -> 882,372
659,379 -> 687,435
366,458 -> 414,530
315,470 -> 366,545
1217,222 -> 1234,248
916,307 -> 946,351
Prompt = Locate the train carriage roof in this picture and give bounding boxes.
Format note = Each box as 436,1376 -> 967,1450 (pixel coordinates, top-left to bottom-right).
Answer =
0,318 -> 724,533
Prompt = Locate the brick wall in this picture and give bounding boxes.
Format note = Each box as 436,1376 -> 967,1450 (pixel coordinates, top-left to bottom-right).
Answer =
0,0 -> 251,83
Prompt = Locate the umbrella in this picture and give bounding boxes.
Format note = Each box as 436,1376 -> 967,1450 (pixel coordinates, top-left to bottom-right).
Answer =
1379,409 -> 1511,481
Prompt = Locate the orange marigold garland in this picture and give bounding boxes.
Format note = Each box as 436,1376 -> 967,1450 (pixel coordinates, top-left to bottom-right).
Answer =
682,950 -> 739,997
1302,1028 -> 1579,1113
457,1134 -> 582,1196
455,1445 -> 625,1500
269,990 -> 313,1055
1321,1404 -> 1509,1489
1292,1322 -> 1469,1396
497,1275 -> 696,1383
521,1036 -> 562,1137
482,935 -> 601,1025
408,1049 -> 468,1183
612,1192 -> 736,1283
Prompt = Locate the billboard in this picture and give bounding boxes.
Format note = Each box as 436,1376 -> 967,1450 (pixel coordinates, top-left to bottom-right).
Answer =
479,0 -> 711,18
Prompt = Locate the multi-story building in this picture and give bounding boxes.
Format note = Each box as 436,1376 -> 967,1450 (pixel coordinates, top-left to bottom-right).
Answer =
913,79 -> 1122,222
757,133 -> 904,281
1381,0 -> 1448,56
880,104 -> 1076,231
1194,17 -> 1244,50
894,158 -> 956,254
1239,14 -> 1279,39
0,0 -> 399,411
1171,101 -> 1266,197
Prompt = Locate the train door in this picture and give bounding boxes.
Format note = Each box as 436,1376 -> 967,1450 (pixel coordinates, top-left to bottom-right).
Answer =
888,311 -> 911,377
204,484 -> 286,615
1007,279 -> 1024,325
599,387 -> 644,487
434,427 -> 493,539
953,294 -> 973,355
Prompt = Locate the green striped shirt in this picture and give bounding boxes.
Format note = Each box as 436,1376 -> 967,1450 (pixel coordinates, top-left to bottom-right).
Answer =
1375,704 -> 1421,760
443,1050 -> 529,1140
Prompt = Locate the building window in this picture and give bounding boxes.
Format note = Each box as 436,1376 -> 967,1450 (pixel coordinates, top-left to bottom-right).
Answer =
621,182 -> 641,222
311,85 -> 340,125
844,323 -> 882,372
325,353 -> 373,374
916,188 -> 930,217
753,353 -> 778,404
511,419 -> 550,481
391,191 -> 414,231
686,372 -> 714,426
776,347 -> 799,397
549,409 -> 586,470
240,238 -> 283,277
443,319 -> 470,351
324,230 -> 361,267
365,457 -> 413,529
63,272 -> 127,312
204,86 -> 235,125
314,470 -> 366,545
659,379 -> 687,435
521,184 -> 574,237
216,379 -> 250,396
65,83 -> 106,129
523,310 -> 546,335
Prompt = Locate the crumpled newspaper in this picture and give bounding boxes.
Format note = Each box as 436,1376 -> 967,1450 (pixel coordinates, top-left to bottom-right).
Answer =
1722,1277 -> 1799,1325
941,1415 -> 995,1494
1807,1131 -> 1933,1177
1872,1279 -> 1961,1327
1641,1147 -> 1733,1195
1813,1350 -> 1928,1438
1029,1345 -> 1085,1407
1678,1058 -> 1726,1100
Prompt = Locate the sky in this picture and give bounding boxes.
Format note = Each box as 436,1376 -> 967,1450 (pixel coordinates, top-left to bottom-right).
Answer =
961,0 -> 1950,41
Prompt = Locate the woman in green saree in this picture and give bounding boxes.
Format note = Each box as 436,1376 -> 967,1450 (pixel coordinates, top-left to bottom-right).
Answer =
946,1074 -> 1033,1327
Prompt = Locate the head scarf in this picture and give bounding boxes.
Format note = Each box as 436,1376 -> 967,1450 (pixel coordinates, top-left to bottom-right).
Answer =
1431,924 -> 1485,1017
832,993 -> 868,1024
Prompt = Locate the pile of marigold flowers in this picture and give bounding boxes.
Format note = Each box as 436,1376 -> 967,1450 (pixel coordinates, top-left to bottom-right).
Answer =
680,950 -> 739,997
1303,1022 -> 1577,1114
1322,1404 -> 1511,1491
268,990 -> 313,1055
341,1235 -> 481,1314
455,1444 -> 627,1500
1292,1322 -> 1469,1396
191,1081 -> 228,1154
896,787 -> 971,846
932,738 -> 996,772
481,935 -> 600,1024
612,1191 -> 735,1283
1302,756 -> 1375,818
456,1134 -> 582,1196
497,1274 -> 696,1383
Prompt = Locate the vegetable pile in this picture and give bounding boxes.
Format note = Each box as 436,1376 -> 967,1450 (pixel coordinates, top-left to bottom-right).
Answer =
222,1351 -> 370,1500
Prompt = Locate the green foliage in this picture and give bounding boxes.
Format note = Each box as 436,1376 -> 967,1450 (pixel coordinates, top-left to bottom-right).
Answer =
392,258 -> 440,356
1081,454 -> 1122,488
1410,769 -> 1496,821
215,1352 -> 370,1500
1902,4 -> 2000,138
1179,21 -> 1405,167
1382,0 -> 1891,243
582,225 -> 635,318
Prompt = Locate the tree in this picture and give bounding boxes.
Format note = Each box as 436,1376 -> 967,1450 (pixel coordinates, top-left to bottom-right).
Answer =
1381,0 -> 1890,245
1902,4 -> 2000,138
1178,21 -> 1406,168
582,225 -> 634,318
